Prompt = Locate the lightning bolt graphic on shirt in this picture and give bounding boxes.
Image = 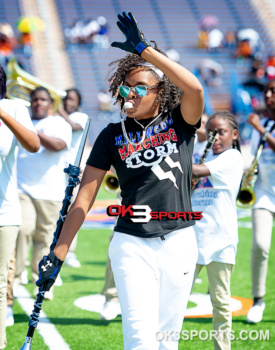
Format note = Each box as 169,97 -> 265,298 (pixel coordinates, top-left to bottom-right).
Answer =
152,156 -> 183,189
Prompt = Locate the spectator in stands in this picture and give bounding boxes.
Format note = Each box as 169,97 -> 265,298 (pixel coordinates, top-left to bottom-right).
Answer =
198,58 -> 223,87
208,27 -> 224,52
266,54 -> 275,81
0,65 -> 40,350
197,29 -> 209,49
235,39 -> 252,59
224,29 -> 236,50
64,16 -> 110,50
236,28 -> 263,59
0,23 -> 17,65
243,58 -> 266,110
19,32 -> 33,58
14,87 -> 72,300
97,16 -> 109,36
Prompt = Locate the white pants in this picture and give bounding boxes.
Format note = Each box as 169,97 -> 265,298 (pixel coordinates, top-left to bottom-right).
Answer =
109,227 -> 198,350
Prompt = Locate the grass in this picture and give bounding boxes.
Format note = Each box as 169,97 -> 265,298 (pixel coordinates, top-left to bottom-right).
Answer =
7,192 -> 275,349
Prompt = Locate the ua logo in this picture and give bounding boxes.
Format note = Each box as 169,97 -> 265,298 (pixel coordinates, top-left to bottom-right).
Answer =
41,260 -> 53,272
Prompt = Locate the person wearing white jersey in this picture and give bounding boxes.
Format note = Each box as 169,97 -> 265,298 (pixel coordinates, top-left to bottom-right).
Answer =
15,86 -> 72,300
58,88 -> 88,268
246,80 -> 275,324
0,64 -> 40,350
192,111 -> 243,350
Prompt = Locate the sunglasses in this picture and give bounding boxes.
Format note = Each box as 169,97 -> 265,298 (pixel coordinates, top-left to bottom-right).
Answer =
118,85 -> 158,98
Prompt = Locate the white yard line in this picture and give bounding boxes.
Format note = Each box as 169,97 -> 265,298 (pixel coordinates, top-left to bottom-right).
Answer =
16,285 -> 71,350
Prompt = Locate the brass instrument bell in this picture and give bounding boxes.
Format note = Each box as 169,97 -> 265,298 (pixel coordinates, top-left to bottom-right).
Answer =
6,58 -> 66,112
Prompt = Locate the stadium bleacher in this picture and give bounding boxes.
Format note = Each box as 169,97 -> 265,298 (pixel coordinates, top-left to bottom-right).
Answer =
1,0 -> 274,141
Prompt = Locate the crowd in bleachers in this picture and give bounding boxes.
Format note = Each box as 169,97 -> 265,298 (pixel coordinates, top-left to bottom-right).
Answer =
64,16 -> 110,51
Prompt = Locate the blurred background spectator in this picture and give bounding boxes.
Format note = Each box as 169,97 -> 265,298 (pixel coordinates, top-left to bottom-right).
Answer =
197,58 -> 223,87
235,28 -> 264,59
0,23 -> 17,65
64,16 -> 110,51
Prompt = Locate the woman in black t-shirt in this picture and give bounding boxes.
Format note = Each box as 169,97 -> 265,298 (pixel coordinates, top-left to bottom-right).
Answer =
37,12 -> 204,350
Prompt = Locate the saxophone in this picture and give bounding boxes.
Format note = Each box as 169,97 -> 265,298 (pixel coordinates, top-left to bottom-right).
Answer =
237,119 -> 275,209
236,140 -> 264,209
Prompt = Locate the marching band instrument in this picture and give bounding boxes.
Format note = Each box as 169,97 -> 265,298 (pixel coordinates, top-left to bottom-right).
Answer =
102,173 -> 120,194
191,128 -> 218,190
236,149 -> 260,209
6,58 -> 66,112
236,121 -> 275,209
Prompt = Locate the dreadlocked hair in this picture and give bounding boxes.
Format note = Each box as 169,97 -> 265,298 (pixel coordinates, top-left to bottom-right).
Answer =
207,110 -> 241,152
0,65 -> 7,100
108,41 -> 181,114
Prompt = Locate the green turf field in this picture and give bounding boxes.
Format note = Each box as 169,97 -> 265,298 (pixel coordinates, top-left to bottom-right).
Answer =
7,189 -> 274,349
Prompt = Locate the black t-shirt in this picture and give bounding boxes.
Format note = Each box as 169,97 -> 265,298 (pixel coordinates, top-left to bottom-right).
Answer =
87,104 -> 200,238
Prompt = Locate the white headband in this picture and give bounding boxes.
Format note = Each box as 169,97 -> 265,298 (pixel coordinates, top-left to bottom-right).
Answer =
137,62 -> 164,79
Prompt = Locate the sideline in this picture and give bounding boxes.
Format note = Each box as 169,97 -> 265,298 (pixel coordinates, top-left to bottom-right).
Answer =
15,284 -> 71,350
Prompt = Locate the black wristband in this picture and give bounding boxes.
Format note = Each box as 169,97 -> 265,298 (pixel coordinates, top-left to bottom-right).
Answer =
48,251 -> 63,267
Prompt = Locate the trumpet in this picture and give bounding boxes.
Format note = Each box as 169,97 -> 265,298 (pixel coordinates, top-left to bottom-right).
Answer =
6,58 -> 66,112
102,173 -> 120,194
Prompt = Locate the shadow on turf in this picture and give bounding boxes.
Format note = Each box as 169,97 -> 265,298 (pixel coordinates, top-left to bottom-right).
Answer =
14,313 -> 30,323
232,319 -> 275,324
83,260 -> 107,266
186,318 -> 275,325
14,313 -> 123,326
185,318 -> 212,324
67,275 -> 105,282
41,316 -> 122,326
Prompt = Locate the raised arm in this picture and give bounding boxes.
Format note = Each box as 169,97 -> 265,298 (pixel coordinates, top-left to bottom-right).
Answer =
0,107 -> 40,152
141,48 -> 204,125
111,11 -> 204,125
54,165 -> 107,261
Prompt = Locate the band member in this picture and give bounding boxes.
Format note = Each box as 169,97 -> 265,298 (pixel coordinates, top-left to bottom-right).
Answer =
192,111 -> 243,350
58,88 -> 88,269
246,80 -> 275,324
15,87 -> 72,300
0,65 -> 40,350
100,110 -> 209,321
36,11 -> 204,349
